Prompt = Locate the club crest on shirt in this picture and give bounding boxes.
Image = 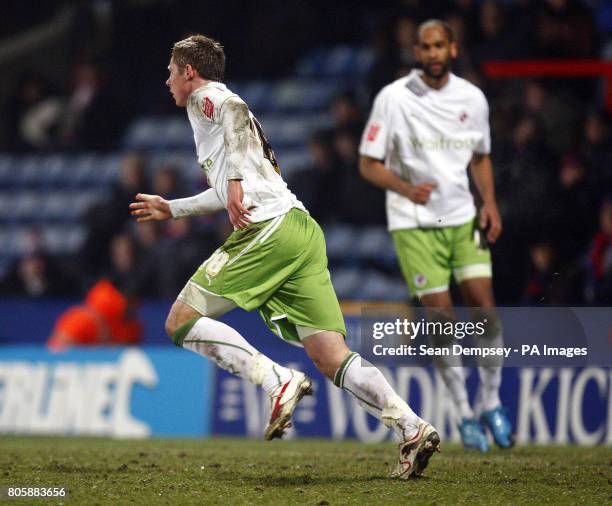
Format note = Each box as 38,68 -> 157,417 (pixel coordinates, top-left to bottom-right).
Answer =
366,122 -> 381,142
203,97 -> 215,119
459,111 -> 468,123
414,273 -> 427,288
201,158 -> 213,172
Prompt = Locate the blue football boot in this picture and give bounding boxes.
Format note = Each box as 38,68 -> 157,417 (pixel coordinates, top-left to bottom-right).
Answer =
481,406 -> 515,449
458,417 -> 490,453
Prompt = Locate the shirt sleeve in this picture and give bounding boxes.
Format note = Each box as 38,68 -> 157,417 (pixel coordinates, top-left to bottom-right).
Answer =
169,188 -> 225,217
359,89 -> 391,160
474,94 -> 491,155
219,96 -> 250,180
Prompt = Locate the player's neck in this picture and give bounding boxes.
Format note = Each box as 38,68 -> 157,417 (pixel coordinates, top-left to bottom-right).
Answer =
191,77 -> 212,93
419,72 -> 450,91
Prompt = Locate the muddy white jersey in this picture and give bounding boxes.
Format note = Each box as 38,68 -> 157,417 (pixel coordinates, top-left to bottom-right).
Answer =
186,82 -> 305,222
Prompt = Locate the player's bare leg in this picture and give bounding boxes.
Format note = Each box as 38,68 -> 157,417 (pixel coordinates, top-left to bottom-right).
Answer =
302,330 -> 439,478
166,300 -> 312,440
420,290 -> 490,452
459,277 -> 514,448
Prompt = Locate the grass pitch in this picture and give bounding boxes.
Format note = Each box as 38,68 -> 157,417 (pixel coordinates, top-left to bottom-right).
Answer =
0,437 -> 609,505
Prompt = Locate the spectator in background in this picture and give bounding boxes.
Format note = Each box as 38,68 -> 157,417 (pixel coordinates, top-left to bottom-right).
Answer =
495,115 -> 556,237
0,226 -> 74,297
535,0 -> 600,58
330,90 -> 364,138
3,74 -> 64,151
367,15 -> 418,100
106,233 -> 153,297
581,111 -> 612,201
155,218 -> 217,299
445,11 -> 475,77
471,1 -> 519,68
393,16 -> 418,77
287,131 -> 338,223
0,253 -> 62,298
80,153 -> 149,277
334,129 -> 385,225
522,242 -> 560,304
47,278 -> 142,351
522,80 -> 581,155
551,154 -> 599,263
493,115 -> 556,302
59,61 -> 124,150
131,220 -> 162,253
152,165 -> 185,201
585,197 -> 612,303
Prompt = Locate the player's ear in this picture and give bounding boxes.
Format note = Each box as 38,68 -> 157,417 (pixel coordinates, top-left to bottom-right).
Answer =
450,41 -> 458,59
184,64 -> 195,80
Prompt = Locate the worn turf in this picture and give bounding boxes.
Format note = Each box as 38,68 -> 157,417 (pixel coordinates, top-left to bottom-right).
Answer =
0,437 -> 609,505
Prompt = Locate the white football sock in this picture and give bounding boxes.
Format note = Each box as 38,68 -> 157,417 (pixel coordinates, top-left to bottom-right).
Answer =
335,352 -> 422,439
182,317 -> 292,396
475,328 -> 504,412
434,353 -> 474,420
477,366 -> 502,412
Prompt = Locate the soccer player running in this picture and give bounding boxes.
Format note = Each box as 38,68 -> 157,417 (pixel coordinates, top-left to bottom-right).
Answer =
359,20 -> 513,452
130,35 -> 439,478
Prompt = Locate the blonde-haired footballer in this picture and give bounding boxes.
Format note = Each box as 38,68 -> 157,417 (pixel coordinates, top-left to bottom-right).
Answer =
130,34 -> 440,478
360,20 -> 513,452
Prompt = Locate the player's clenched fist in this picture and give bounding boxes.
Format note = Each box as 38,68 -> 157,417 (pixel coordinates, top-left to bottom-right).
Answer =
406,182 -> 437,205
129,193 -> 172,222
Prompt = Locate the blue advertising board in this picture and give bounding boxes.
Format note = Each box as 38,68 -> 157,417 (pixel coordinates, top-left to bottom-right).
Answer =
0,347 -> 212,437
213,361 -> 611,445
0,301 -> 610,445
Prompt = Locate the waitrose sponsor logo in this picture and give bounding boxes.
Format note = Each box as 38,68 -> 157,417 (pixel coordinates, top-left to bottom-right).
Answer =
410,137 -> 478,150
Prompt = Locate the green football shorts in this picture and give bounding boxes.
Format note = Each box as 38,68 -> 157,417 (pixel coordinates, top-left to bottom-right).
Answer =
392,218 -> 492,298
177,208 -> 346,345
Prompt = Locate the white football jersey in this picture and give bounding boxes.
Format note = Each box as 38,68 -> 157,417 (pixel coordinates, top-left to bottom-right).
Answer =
186,82 -> 305,223
359,70 -> 491,230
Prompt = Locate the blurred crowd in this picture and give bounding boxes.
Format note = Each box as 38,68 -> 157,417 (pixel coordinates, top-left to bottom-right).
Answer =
0,154 -> 231,302
1,0 -> 611,306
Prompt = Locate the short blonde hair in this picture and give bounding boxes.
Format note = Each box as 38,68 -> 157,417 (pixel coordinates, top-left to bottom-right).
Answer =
171,35 -> 225,82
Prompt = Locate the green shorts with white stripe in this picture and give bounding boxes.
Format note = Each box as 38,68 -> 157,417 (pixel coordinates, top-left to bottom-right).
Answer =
184,208 -> 346,345
392,218 -> 492,299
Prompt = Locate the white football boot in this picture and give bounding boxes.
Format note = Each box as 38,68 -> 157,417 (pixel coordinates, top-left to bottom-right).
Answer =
390,422 -> 441,479
264,370 -> 313,440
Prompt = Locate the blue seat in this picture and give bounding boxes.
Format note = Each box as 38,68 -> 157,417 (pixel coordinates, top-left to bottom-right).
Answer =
0,156 -> 15,187
296,46 -> 375,78
270,80 -> 338,111
162,118 -> 193,149
42,225 -> 86,255
355,270 -> 408,301
275,148 -> 308,174
356,227 -> 397,264
13,192 -> 39,221
324,224 -> 357,261
123,118 -> 163,150
330,267 -> 360,299
238,81 -> 272,112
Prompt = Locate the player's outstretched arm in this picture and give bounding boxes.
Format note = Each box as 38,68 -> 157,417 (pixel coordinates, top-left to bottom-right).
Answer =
470,153 -> 502,243
167,188 -> 225,218
359,155 -> 436,205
